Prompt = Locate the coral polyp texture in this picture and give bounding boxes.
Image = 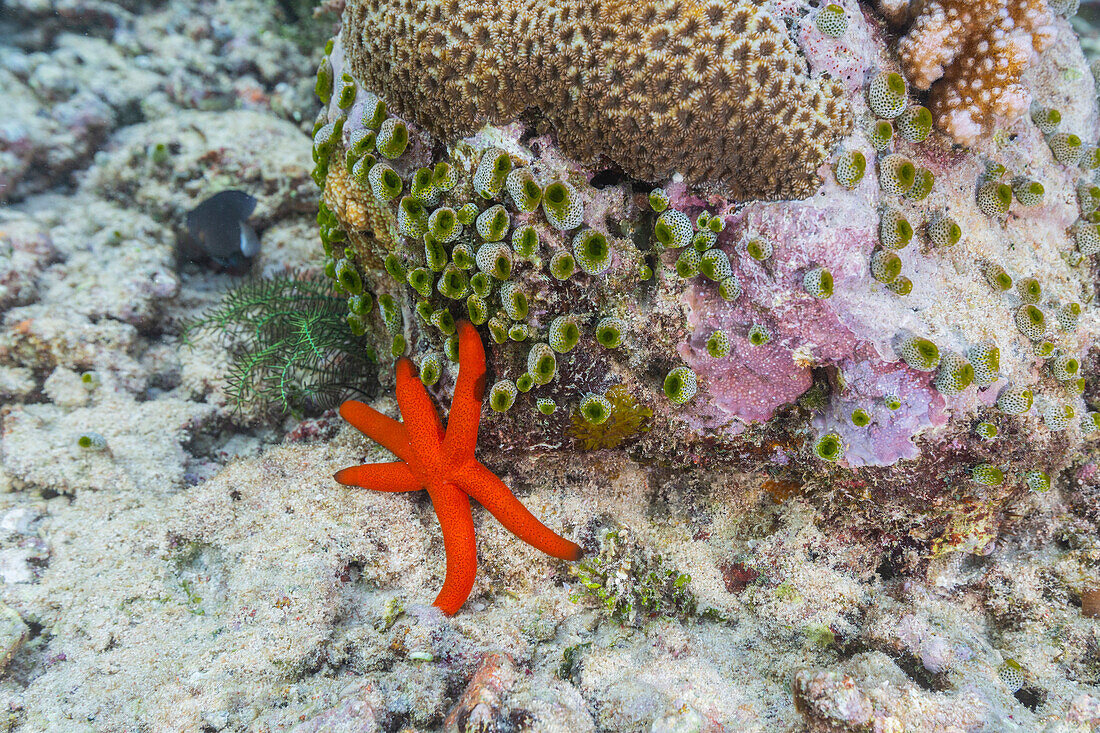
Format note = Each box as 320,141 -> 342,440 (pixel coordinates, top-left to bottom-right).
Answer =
897,0 -> 1056,145
342,0 -> 853,199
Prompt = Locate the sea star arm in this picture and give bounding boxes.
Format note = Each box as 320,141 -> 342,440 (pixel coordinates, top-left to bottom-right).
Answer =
333,461 -> 422,492
339,400 -> 414,463
427,482 -> 478,615
454,461 -> 584,562
395,358 -> 445,462
442,320 -> 487,464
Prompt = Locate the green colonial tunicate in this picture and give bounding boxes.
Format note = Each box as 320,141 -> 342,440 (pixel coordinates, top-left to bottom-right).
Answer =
550,250 -> 575,280
466,294 -> 489,325
376,117 -> 409,159
579,394 -> 613,425
573,229 -> 612,275
474,148 -> 512,198
527,343 -> 557,385
512,224 -> 539,259
595,317 -> 625,349
663,366 -> 697,405
489,379 -> 517,412
549,316 -> 581,354
436,264 -> 469,299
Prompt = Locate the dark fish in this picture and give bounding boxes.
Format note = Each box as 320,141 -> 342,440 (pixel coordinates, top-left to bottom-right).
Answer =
183,190 -> 259,269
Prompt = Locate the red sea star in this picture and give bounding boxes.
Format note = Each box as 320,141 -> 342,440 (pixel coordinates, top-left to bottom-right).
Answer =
334,319 -> 584,615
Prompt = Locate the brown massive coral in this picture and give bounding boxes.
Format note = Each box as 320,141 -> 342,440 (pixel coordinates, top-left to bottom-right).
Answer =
897,0 -> 1056,146
343,0 -> 852,200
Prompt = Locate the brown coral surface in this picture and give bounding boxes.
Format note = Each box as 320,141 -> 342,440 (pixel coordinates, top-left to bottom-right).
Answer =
898,0 -> 1056,145
343,0 -> 852,199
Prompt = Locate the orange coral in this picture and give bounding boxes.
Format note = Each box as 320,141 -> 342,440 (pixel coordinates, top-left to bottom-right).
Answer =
897,0 -> 1055,146
343,0 -> 852,200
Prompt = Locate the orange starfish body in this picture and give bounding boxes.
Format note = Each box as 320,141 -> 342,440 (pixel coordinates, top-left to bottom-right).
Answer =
335,320 -> 584,615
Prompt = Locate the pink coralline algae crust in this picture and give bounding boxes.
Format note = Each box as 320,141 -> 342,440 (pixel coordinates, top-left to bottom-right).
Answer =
812,357 -> 947,468
796,0 -> 879,95
678,189 -> 874,433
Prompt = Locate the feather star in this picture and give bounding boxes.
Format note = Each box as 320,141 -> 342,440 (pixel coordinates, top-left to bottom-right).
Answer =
334,319 -> 584,615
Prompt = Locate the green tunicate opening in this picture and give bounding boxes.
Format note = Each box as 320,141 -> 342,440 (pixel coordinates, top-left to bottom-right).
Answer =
946,221 -> 962,245
439,335 -> 457,362
911,107 -> 932,130
875,252 -> 902,282
544,182 -> 569,220
431,210 -> 455,239
412,168 -> 433,193
749,326 -> 770,346
1067,134 -> 1082,147
664,372 -> 686,400
391,334 -> 406,356
851,409 -> 870,427
1024,305 -> 1045,329
551,321 -> 580,353
849,151 -> 867,176
579,232 -> 609,267
433,161 -> 453,186
884,396 -> 901,410
886,72 -> 905,96
537,399 -> 557,415
875,121 -> 893,143
996,183 -> 1012,207
407,268 -> 432,297
466,295 -> 488,325
421,360 -> 441,386
1064,359 -> 1079,376
380,169 -> 402,199
432,309 -> 456,335
78,435 -> 94,448
438,267 -> 468,299
993,271 -> 1012,291
706,331 -> 729,358
346,313 -> 367,336
531,353 -> 556,383
550,251 -> 575,280
338,74 -> 356,109
489,250 -> 511,280
490,383 -> 516,412
424,235 -> 448,272
516,373 -> 535,392
914,339 -> 939,366
452,244 -> 475,270
895,218 -> 913,243
676,250 -> 698,278
896,162 -> 916,189
494,154 -> 511,177
1021,278 -> 1041,302
888,276 -> 912,295
654,220 -> 674,246
514,227 -> 538,257
522,179 -> 542,206
503,288 -> 528,321
384,253 -> 406,282
814,434 -> 842,462
580,397 -> 611,425
335,260 -> 363,295
747,240 -> 769,261
816,270 -> 834,297
384,122 -> 408,157
315,57 -> 333,103
596,322 -> 622,349
488,210 -> 509,240
470,272 -> 492,297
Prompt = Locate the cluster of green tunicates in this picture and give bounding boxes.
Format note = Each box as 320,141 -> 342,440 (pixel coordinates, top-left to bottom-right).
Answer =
652,198 -> 740,304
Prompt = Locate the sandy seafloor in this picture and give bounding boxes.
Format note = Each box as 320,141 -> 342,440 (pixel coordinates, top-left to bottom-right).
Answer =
2,0 -> 1100,731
